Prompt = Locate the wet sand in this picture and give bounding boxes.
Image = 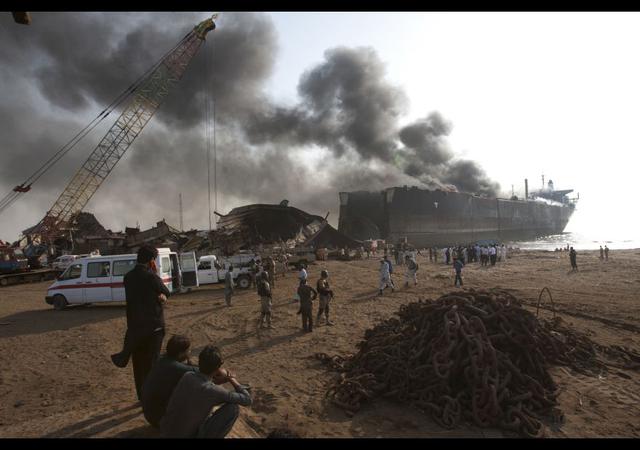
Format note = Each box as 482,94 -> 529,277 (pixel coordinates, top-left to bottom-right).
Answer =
0,248 -> 639,437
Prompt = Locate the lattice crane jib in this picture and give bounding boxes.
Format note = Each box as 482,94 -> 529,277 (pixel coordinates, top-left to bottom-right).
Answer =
40,16 -> 216,242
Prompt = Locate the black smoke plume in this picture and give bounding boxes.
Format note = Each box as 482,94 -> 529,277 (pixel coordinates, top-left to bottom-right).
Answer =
0,12 -> 499,240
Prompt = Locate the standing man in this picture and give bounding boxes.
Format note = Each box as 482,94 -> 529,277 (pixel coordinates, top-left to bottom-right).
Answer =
445,247 -> 450,265
428,247 -> 433,262
490,245 -> 497,266
404,255 -> 418,287
569,247 -> 578,271
257,272 -> 274,328
599,245 -> 604,260
298,263 -> 308,285
266,256 -> 276,289
378,259 -> 395,296
111,244 -> 171,401
249,258 -> 258,289
278,253 -> 288,277
453,257 -> 464,287
316,270 -> 334,326
224,265 -> 235,307
160,345 -> 252,438
297,279 -> 317,332
604,245 -> 609,261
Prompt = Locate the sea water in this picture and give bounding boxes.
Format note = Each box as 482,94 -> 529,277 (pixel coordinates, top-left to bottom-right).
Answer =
506,232 -> 640,251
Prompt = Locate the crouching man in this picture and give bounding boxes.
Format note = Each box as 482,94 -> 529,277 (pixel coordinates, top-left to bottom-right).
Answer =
160,345 -> 252,438
141,335 -> 198,428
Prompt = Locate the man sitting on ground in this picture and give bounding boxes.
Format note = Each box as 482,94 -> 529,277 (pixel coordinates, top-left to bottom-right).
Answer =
160,345 -> 252,438
141,334 -> 198,428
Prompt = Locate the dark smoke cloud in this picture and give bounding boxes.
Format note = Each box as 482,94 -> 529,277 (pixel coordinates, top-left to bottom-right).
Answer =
444,160 -> 500,197
243,47 -> 407,161
398,111 -> 453,165
0,12 -> 500,241
239,48 -> 498,197
394,112 -> 499,196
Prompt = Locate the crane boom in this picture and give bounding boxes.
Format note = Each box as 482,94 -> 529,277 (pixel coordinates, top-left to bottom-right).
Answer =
38,16 -> 216,242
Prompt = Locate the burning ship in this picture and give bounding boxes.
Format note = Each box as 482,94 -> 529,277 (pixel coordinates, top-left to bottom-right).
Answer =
338,178 -> 577,247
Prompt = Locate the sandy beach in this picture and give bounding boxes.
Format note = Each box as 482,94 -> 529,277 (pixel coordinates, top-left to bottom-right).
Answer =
0,248 -> 639,438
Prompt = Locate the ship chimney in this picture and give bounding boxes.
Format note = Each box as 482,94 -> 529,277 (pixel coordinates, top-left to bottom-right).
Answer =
524,178 -> 529,200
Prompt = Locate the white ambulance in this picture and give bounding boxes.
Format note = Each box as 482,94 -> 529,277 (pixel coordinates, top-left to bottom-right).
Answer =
44,248 -> 198,310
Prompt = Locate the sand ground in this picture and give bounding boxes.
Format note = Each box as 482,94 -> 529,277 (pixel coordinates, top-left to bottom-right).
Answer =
0,249 -> 639,438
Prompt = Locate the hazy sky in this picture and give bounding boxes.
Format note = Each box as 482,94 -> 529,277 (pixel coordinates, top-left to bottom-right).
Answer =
265,12 -> 640,239
1,12 -> 638,241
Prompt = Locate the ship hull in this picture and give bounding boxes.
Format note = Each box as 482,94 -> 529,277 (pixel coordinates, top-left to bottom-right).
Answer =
338,187 -> 575,247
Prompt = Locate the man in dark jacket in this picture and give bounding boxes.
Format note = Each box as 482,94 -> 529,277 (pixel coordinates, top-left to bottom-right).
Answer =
297,279 -> 317,332
141,335 -> 198,428
569,247 -> 578,271
111,244 -> 171,400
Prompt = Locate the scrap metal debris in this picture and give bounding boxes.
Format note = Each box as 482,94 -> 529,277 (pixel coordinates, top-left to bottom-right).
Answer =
211,202 -> 361,255
315,288 -> 612,437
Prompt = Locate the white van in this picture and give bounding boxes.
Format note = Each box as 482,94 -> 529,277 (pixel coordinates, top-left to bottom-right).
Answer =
197,255 -> 252,289
45,248 -> 198,310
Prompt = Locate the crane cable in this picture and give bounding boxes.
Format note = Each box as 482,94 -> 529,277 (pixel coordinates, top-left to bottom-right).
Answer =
205,37 -> 212,231
0,31 -> 193,216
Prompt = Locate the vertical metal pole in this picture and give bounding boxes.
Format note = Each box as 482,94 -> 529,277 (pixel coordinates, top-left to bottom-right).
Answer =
213,98 -> 217,228
211,35 -> 217,230
205,42 -> 212,233
179,192 -> 183,231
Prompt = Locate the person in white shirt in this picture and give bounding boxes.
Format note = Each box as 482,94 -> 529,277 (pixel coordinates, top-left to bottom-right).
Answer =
378,259 -> 395,295
298,264 -> 308,284
490,245 -> 497,266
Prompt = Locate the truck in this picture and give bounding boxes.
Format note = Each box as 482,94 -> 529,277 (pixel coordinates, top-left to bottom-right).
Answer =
0,245 -> 28,274
0,244 -> 58,287
286,246 -> 316,267
197,255 -> 253,289
51,254 -> 85,271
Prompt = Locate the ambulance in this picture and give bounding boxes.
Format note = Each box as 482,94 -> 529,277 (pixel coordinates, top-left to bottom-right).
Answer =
44,248 -> 198,310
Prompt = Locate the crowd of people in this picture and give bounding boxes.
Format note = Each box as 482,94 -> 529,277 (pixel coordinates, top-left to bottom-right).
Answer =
110,244 -> 339,437
110,238 -> 594,437
374,242 -> 513,294
426,243 -> 509,267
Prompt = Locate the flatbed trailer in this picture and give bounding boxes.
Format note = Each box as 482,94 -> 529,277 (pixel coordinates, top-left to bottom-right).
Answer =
0,268 -> 58,287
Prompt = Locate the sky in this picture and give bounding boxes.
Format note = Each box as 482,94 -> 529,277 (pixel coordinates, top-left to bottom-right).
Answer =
0,12 -> 638,242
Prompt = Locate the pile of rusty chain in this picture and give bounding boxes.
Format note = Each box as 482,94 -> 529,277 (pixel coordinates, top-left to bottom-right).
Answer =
315,288 -> 600,437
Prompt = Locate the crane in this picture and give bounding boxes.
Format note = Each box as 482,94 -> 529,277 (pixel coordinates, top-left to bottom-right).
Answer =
12,15 -> 217,247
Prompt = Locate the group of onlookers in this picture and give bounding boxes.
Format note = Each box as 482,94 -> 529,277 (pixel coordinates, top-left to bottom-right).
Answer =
426,243 -> 509,267
111,245 -> 252,438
